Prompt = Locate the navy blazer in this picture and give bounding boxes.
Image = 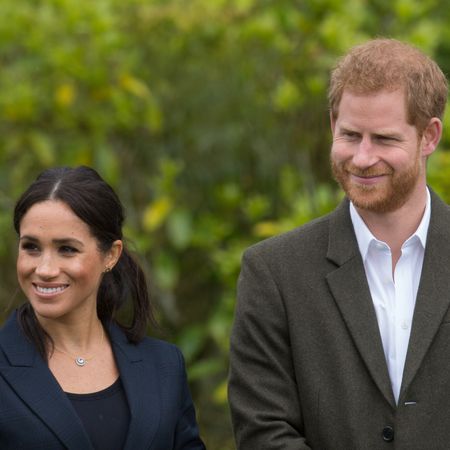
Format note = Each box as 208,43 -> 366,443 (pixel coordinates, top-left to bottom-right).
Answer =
0,311 -> 206,450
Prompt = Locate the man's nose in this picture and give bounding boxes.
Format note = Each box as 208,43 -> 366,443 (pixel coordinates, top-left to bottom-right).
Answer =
352,136 -> 378,168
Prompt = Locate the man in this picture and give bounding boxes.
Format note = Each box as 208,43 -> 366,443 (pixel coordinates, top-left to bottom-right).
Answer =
228,39 -> 450,449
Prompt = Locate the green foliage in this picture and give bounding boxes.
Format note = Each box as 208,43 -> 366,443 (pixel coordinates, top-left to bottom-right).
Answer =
1,1 -> 450,448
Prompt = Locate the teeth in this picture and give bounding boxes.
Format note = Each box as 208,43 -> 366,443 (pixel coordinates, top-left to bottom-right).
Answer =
36,285 -> 68,294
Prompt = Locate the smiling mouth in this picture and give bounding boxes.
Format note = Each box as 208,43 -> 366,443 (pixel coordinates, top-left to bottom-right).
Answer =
33,284 -> 69,295
350,173 -> 388,182
356,173 -> 383,177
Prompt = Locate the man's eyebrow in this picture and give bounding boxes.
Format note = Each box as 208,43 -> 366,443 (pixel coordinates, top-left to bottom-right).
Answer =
372,131 -> 403,139
337,126 -> 403,139
336,126 -> 359,134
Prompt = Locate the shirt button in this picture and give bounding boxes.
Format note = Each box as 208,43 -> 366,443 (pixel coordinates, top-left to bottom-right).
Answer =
401,321 -> 409,330
382,425 -> 394,442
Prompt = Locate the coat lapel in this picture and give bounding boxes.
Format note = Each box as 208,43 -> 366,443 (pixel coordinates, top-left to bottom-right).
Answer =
325,200 -> 396,407
0,312 -> 93,450
400,191 -> 450,400
108,324 -> 161,450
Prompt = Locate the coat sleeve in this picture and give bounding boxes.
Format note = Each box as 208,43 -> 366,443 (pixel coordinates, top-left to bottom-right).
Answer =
228,248 -> 312,449
173,348 -> 206,450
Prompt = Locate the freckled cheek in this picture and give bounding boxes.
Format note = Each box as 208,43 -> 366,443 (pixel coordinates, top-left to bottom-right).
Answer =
330,144 -> 351,164
70,261 -> 104,285
16,256 -> 34,278
16,261 -> 32,294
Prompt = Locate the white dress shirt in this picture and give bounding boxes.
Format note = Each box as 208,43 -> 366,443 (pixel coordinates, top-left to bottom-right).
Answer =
349,190 -> 430,403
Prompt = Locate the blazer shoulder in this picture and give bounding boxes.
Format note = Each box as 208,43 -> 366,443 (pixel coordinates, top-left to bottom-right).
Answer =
108,324 -> 188,382
137,336 -> 186,371
138,336 -> 181,355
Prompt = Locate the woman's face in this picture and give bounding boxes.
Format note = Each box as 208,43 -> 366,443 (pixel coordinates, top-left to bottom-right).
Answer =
17,200 -> 120,324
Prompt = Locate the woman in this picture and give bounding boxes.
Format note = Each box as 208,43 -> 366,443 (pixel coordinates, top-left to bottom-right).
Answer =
0,166 -> 206,450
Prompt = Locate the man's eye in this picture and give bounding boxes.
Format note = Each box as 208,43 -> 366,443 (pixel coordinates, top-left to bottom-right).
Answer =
377,135 -> 397,142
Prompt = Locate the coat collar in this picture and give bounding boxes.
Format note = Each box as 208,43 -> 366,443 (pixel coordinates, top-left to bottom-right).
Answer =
325,190 -> 450,408
400,190 -> 450,402
325,198 -> 395,407
0,313 -> 162,450
107,323 -> 162,450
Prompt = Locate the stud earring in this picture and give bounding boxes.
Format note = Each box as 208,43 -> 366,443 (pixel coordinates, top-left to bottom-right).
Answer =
104,266 -> 112,273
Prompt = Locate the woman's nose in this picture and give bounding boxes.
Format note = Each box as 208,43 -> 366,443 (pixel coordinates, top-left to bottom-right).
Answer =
35,253 -> 60,278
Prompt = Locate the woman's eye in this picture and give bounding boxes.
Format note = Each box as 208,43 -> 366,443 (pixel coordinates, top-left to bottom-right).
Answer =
59,246 -> 79,254
21,242 -> 39,253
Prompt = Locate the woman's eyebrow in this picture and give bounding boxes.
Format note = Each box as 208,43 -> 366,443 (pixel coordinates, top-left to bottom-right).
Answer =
19,235 -> 84,247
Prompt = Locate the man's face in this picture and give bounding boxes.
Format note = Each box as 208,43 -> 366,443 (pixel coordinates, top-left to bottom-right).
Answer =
330,89 -> 425,214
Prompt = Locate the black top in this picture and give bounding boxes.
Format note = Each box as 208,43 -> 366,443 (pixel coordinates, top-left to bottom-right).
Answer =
66,378 -> 130,450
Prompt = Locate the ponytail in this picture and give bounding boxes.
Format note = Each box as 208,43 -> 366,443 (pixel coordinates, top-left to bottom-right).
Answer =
98,247 -> 153,343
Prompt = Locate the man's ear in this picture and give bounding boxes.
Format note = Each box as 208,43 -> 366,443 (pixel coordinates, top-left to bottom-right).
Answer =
330,112 -> 336,136
421,117 -> 442,157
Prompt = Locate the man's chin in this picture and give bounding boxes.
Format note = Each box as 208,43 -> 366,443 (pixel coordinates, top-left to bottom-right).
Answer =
349,193 -> 406,214
345,186 -> 393,213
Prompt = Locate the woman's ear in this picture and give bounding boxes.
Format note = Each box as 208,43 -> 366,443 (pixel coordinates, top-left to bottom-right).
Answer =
104,240 -> 123,272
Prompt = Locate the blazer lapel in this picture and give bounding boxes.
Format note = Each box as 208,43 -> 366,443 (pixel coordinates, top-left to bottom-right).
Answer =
109,324 -> 161,450
0,312 -> 93,449
325,200 -> 395,407
400,191 -> 450,400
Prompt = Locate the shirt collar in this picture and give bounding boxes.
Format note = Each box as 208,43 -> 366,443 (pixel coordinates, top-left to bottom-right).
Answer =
349,188 -> 431,261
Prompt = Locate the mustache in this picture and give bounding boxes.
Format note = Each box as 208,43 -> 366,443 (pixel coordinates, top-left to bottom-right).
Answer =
342,162 -> 394,177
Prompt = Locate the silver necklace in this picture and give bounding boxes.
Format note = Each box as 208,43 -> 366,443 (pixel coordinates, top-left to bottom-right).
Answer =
53,325 -> 104,367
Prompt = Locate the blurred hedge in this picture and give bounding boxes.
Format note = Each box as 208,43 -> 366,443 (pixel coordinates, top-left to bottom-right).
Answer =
1,1 -> 450,448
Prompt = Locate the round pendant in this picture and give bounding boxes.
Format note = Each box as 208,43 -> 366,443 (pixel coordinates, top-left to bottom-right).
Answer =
75,357 -> 87,367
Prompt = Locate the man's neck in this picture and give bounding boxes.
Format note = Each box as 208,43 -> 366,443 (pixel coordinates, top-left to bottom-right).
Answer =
355,188 -> 428,267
